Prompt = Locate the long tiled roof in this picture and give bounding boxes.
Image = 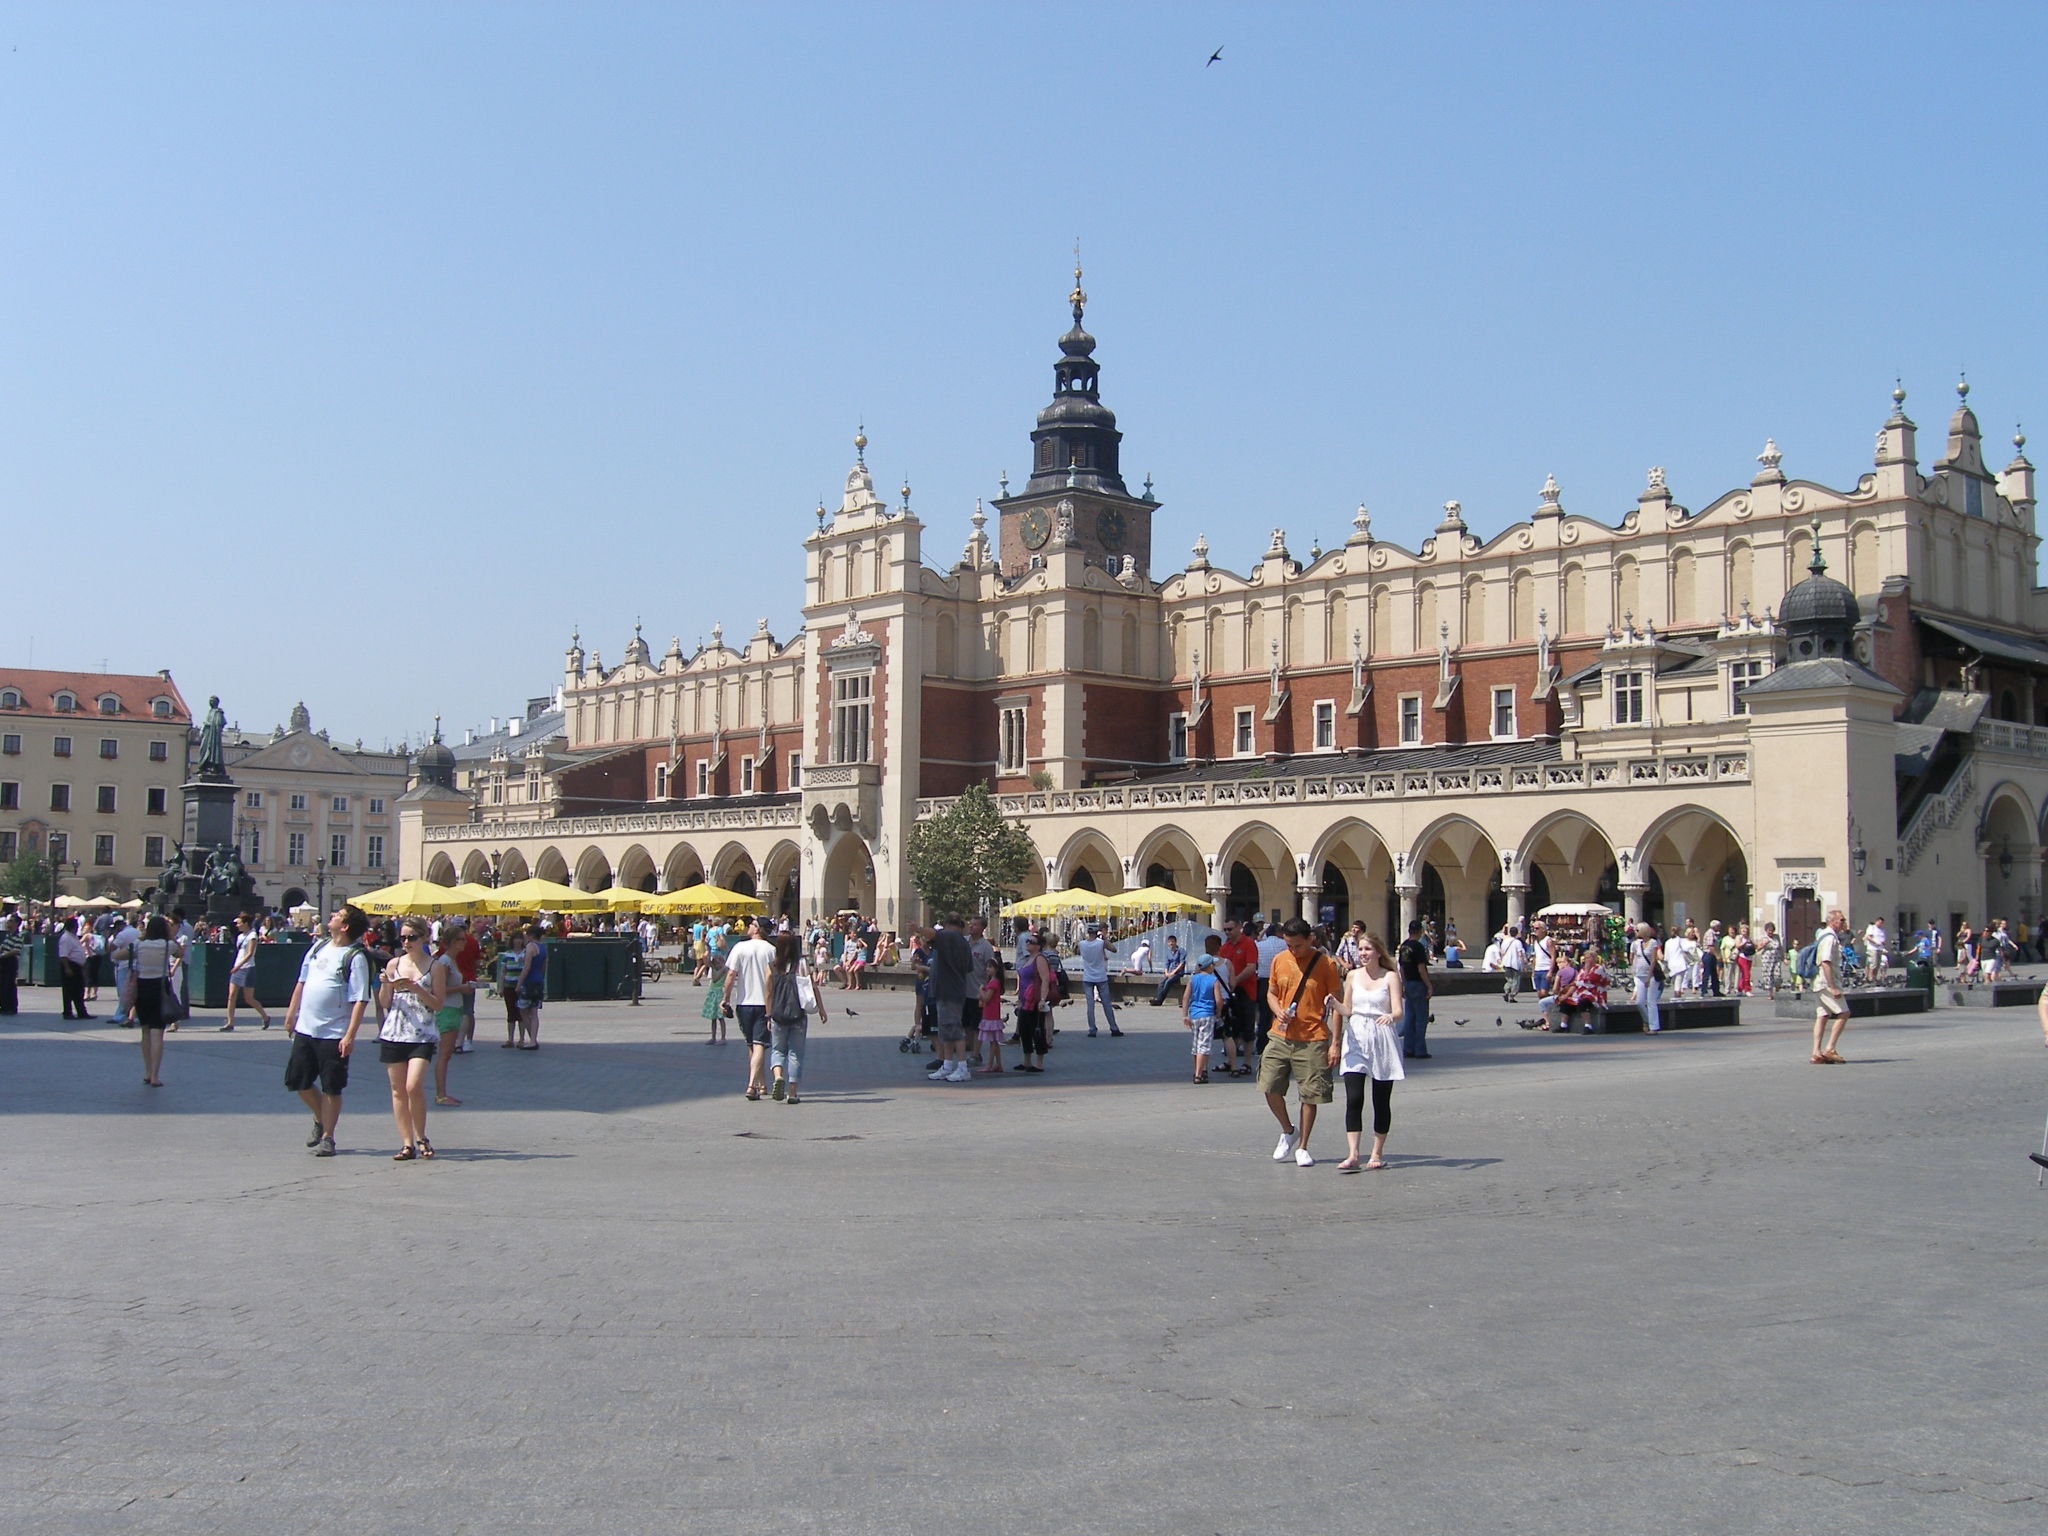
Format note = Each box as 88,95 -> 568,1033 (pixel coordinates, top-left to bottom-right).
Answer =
0,668 -> 189,722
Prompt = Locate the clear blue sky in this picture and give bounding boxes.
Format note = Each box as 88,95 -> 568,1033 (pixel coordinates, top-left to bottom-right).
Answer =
6,1 -> 2045,747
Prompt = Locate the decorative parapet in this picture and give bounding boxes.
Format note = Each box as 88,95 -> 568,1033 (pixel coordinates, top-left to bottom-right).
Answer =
911,751 -> 1752,821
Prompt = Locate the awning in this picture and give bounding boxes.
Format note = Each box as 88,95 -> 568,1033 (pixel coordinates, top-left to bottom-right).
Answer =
1919,615 -> 2048,670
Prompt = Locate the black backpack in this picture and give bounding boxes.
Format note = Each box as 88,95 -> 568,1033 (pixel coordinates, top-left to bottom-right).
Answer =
768,966 -> 805,1026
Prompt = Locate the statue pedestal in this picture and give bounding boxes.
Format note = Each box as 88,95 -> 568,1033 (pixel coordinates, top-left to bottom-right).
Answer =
182,778 -> 236,850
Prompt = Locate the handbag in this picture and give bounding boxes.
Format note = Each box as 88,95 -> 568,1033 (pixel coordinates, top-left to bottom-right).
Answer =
160,985 -> 188,1024
795,970 -> 818,1014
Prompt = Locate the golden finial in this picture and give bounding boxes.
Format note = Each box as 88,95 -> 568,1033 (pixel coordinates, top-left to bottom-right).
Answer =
853,421 -> 867,465
1069,237 -> 1086,319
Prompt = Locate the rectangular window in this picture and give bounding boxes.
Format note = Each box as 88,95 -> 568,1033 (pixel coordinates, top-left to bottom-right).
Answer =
149,740 -> 168,762
654,763 -> 668,799
491,780 -> 503,804
833,672 -> 874,764
367,797 -> 385,814
999,705 -> 1028,773
1,830 -> 20,863
1168,712 -> 1189,763
1313,700 -> 1336,751
366,834 -> 385,870
329,834 -> 347,868
1233,707 -> 1255,756
696,760 -> 709,797
146,786 -> 166,815
53,736 -> 71,758
1,734 -> 17,755
289,793 -> 307,811
246,829 -> 261,866
330,795 -> 349,815
788,752 -> 802,788
1729,660 -> 1767,716
287,831 -> 306,866
244,791 -> 264,809
48,832 -> 68,866
1491,686 -> 1517,739
145,834 -> 165,868
96,785 -> 117,813
50,783 -> 70,812
741,756 -> 756,794
1398,695 -> 1423,745
99,738 -> 118,760
1613,671 -> 1645,725
93,833 -> 114,867
0,782 -> 14,811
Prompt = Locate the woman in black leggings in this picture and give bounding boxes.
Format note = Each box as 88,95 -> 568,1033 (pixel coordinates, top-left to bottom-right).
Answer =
1335,931 -> 1405,1172
1013,931 -> 1054,1073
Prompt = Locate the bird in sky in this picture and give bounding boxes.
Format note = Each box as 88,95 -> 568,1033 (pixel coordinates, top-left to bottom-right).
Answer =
1206,46 -> 1224,67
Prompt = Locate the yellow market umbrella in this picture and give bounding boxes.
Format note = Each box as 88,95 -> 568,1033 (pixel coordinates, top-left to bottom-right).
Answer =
592,885 -> 659,912
1105,885 -> 1213,915
1000,887 -> 1115,918
442,882 -> 501,908
643,883 -> 765,916
354,879 -> 483,916
485,877 -> 609,913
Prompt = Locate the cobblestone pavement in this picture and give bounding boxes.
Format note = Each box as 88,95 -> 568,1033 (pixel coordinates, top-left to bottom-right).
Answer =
4,975 -> 2046,1534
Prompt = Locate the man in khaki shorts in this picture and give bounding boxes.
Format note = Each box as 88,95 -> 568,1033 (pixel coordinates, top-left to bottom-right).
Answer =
1257,918 -> 1342,1167
1812,907 -> 1853,1063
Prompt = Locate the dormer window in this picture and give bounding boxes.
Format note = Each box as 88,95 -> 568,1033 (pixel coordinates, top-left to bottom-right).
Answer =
151,698 -> 173,719
53,693 -> 76,713
0,690 -> 18,709
97,696 -> 120,715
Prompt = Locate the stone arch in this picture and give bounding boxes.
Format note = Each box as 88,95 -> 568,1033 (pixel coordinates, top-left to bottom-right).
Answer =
1130,825 -> 1204,895
1670,547 -> 1698,624
1561,563 -> 1586,636
572,846 -> 613,892
1849,520 -> 1880,597
1414,584 -> 1438,655
661,843 -> 705,891
1306,818 -> 1396,936
1287,597 -> 1311,666
1515,810 -> 1620,911
1215,822 -> 1297,924
1369,585 -> 1393,656
761,838 -> 802,918
1788,525 -> 1815,589
424,852 -> 458,886
1511,569 -> 1534,640
497,847 -> 531,883
710,841 -> 758,894
1726,540 -> 1755,617
817,833 -> 875,916
1408,814 -> 1504,948
1326,589 -> 1348,665
460,850 -> 493,886
1462,575 -> 1486,646
1055,827 -> 1121,892
1170,614 -> 1189,675
532,847 -> 568,885
616,844 -> 658,891
1634,805 -> 1750,929
1614,556 -> 1641,624
1982,784 -> 2038,923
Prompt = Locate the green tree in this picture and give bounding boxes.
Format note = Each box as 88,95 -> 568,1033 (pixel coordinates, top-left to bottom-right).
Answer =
903,782 -> 1037,923
0,854 -> 51,903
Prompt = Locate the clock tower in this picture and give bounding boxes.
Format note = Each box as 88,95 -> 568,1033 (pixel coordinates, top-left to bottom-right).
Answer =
993,264 -> 1158,577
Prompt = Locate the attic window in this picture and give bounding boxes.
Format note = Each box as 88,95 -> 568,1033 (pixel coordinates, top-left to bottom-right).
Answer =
53,693 -> 76,713
97,696 -> 120,715
151,698 -> 173,719
0,691 -> 17,709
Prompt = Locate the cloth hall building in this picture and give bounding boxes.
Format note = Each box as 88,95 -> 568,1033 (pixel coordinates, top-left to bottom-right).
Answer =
400,283 -> 2048,948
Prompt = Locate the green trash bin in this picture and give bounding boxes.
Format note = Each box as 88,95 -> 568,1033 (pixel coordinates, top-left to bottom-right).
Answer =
1904,960 -> 1934,1001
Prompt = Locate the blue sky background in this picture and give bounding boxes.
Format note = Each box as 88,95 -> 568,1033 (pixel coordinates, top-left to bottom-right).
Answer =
5,1 -> 2045,745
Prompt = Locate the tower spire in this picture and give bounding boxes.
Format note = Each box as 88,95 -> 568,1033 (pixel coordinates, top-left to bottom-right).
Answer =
1070,238 -> 1086,324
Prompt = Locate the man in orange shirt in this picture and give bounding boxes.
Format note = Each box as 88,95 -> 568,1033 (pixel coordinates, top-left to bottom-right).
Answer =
1217,917 -> 1262,1078
1258,918 -> 1341,1167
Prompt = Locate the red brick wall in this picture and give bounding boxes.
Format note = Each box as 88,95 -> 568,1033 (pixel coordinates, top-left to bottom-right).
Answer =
1081,682 -> 1170,769
1870,590 -> 1919,707
919,683 -> 998,797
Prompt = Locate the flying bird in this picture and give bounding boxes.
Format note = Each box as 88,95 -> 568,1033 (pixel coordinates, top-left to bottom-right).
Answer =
1206,46 -> 1224,67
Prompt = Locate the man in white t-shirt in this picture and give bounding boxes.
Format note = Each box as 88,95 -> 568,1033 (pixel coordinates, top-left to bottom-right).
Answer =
283,904 -> 376,1156
1119,937 -> 1153,979
1253,921 -> 1288,1052
1811,908 -> 1852,1064
108,917 -> 141,1025
1498,928 -> 1528,1001
1077,926 -> 1122,1037
724,917 -> 778,1097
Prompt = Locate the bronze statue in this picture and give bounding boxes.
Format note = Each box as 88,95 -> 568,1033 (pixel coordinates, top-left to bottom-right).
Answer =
195,697 -> 227,779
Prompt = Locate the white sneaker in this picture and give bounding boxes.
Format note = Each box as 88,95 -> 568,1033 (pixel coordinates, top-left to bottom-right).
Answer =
927,1064 -> 950,1080
1272,1130 -> 1298,1161
1294,1146 -> 1316,1168
948,1062 -> 973,1082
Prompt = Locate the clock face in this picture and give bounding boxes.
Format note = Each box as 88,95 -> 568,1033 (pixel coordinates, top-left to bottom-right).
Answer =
1096,507 -> 1127,552
1019,507 -> 1052,549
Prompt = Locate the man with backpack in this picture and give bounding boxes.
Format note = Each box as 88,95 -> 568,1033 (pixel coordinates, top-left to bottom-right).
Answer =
283,903 -> 376,1157
1810,908 -> 1853,1063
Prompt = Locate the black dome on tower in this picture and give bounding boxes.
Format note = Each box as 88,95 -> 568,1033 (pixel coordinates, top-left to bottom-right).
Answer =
1024,262 -> 1128,493
1779,525 -> 1860,661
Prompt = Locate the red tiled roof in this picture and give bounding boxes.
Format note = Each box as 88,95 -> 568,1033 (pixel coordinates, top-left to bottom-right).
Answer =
0,668 -> 191,723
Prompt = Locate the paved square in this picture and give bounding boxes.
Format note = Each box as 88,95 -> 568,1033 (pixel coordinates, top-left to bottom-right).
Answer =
4,976 -> 2046,1534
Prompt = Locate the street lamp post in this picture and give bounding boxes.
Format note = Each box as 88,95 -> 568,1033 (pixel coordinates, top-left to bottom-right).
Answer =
315,857 -> 328,917
489,851 -> 502,889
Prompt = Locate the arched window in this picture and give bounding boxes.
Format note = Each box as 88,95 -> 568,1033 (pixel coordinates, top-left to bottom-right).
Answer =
1510,571 -> 1533,640
1786,527 -> 1814,591
1369,586 -> 1392,656
0,690 -> 18,709
97,695 -> 120,715
152,698 -> 173,719
1561,565 -> 1586,635
1415,584 -> 1438,654
1670,549 -> 1697,625
1170,615 -> 1188,675
1287,598 -> 1311,666
1726,541 -> 1754,616
1462,576 -> 1486,646
1326,590 -> 1349,661
1614,557 -> 1640,623
53,692 -> 75,713
1849,522 -> 1880,597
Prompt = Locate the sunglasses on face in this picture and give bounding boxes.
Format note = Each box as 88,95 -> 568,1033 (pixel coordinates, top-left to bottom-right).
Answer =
402,932 -> 425,942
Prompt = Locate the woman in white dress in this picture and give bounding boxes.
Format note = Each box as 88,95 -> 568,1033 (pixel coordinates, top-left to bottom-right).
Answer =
1336,930 -> 1406,1172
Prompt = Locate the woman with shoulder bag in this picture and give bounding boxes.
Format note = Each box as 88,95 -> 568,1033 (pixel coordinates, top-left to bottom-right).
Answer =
766,932 -> 827,1103
127,914 -> 181,1088
1629,922 -> 1666,1034
378,923 -> 448,1160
